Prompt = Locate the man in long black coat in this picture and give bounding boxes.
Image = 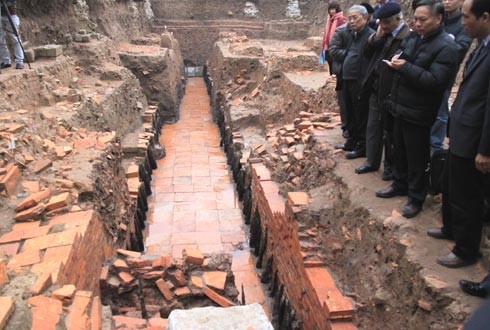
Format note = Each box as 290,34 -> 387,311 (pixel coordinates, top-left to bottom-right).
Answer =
427,0 -> 490,268
375,0 -> 459,218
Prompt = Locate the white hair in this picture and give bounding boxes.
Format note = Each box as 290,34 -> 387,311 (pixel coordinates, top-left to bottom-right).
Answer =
349,5 -> 368,15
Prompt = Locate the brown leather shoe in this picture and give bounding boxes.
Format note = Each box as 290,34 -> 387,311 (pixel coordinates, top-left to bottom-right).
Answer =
436,252 -> 477,268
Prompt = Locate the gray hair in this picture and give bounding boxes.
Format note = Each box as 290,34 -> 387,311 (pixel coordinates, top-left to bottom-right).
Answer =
348,5 -> 368,15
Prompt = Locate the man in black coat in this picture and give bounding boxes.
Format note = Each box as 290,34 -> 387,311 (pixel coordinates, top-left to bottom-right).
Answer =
375,0 -> 459,218
427,0 -> 490,268
430,0 -> 472,151
355,2 -> 410,180
330,5 -> 374,158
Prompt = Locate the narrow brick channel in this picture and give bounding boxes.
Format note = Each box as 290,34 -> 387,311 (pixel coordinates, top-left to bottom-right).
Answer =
144,77 -> 269,311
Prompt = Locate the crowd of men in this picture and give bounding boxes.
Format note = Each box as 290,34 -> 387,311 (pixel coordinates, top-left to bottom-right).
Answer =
322,0 -> 490,300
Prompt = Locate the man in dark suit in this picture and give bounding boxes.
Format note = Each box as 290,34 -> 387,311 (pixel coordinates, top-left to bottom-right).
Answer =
355,2 -> 410,180
375,0 -> 459,218
427,0 -> 490,268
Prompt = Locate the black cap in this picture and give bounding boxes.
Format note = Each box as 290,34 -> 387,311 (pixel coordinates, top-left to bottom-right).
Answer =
360,2 -> 375,14
377,2 -> 402,19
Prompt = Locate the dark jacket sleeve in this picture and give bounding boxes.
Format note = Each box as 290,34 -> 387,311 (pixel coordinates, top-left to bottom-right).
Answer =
454,28 -> 472,64
399,43 -> 459,92
478,78 -> 490,156
328,27 -> 348,63
364,33 -> 385,59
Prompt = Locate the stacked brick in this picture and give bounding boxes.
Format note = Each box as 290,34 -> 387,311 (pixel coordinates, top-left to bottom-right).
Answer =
100,248 -> 239,325
248,159 -> 355,330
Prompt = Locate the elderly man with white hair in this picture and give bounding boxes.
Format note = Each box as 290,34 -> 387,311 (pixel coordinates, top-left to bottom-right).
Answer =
331,5 -> 374,159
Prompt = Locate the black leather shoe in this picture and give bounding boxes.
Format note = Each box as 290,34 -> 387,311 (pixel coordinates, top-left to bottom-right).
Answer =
459,279 -> 490,298
345,150 -> 366,159
0,62 -> 11,69
382,168 -> 393,181
402,202 -> 422,218
436,252 -> 477,268
355,164 -> 376,174
375,186 -> 408,198
335,144 -> 355,152
427,228 -> 453,240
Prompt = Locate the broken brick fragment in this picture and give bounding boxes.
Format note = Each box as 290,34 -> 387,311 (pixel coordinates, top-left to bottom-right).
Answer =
30,272 -> 52,295
28,295 -> 62,329
203,271 -> 227,291
0,296 -> 15,329
15,189 -> 51,212
32,159 -> 53,174
204,287 -> 235,307
0,259 -> 8,287
156,279 -> 175,301
183,247 -> 204,265
168,269 -> 186,287
51,284 -> 76,303
152,255 -> 172,268
46,192 -> 71,211
118,272 -> 135,285
174,286 -> 191,297
117,249 -> 141,259
0,165 -> 20,195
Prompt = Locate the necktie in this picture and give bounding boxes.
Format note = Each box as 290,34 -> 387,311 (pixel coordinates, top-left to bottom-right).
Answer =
465,41 -> 484,75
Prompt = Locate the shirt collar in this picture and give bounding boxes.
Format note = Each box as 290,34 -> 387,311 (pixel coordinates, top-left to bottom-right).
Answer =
483,34 -> 490,47
391,22 -> 405,37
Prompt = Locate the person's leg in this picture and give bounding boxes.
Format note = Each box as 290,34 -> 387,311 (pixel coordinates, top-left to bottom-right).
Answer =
391,117 -> 408,191
354,86 -> 369,154
5,15 -> 23,66
382,112 -> 394,179
430,88 -> 450,151
449,152 -> 485,261
363,94 -> 383,169
404,122 -> 430,205
441,155 -> 453,236
0,17 -> 10,65
342,80 -> 357,149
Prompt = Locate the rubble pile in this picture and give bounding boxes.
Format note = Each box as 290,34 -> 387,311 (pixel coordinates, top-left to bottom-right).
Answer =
100,248 -> 239,324
259,110 -> 341,192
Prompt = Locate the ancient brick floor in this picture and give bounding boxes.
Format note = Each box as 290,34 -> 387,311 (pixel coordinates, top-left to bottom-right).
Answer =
145,77 -> 266,306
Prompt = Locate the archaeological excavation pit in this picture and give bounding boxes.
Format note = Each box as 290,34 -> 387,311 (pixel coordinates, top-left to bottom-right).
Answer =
0,1 -> 487,330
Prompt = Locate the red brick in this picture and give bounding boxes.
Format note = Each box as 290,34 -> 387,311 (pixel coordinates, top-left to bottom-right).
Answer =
99,265 -> 109,285
148,317 -> 168,329
127,257 -> 151,268
52,284 -> 76,303
65,291 -> 92,329
113,259 -> 129,272
7,250 -> 41,270
22,229 -> 78,252
183,247 -> 204,265
21,180 -> 40,193
32,159 -> 53,174
15,189 -> 51,212
330,321 -> 357,330
156,279 -> 175,301
30,272 -> 52,295
287,192 -> 309,206
119,272 -> 135,285
0,165 -> 20,195
0,296 -> 15,329
0,223 -> 50,244
47,210 -> 93,229
203,287 -> 235,307
0,259 -> 8,287
15,203 -> 46,221
46,192 -> 71,211
127,164 -> 139,178
113,315 -> 147,329
117,249 -> 141,258
91,296 -> 102,330
203,271 -> 227,291
174,286 -> 191,297
151,255 -> 173,269
190,276 -> 204,290
0,242 -> 19,256
28,295 -> 63,329
168,269 -> 186,287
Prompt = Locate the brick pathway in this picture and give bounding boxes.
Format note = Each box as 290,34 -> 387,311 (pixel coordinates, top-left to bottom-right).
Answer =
145,77 -> 266,306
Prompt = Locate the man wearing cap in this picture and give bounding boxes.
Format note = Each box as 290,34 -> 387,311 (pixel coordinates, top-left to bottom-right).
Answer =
375,0 -> 459,218
355,2 -> 410,181
330,5 -> 374,158
430,0 -> 472,151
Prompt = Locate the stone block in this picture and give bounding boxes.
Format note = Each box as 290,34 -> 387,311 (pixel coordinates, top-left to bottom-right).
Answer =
168,304 -> 272,330
34,44 -> 63,58
0,296 -> 15,329
24,48 -> 35,63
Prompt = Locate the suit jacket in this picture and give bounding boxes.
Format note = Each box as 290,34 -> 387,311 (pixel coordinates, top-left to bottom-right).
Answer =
362,23 -> 411,101
449,42 -> 490,159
